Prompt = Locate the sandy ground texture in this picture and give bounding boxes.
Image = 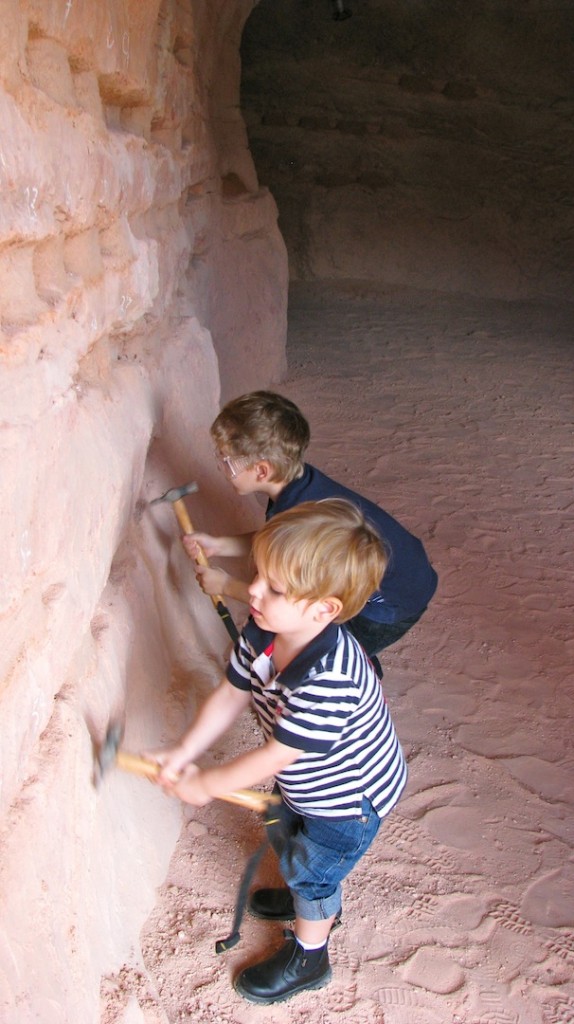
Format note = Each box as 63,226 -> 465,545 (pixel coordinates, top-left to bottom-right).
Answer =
105,281 -> 573,1024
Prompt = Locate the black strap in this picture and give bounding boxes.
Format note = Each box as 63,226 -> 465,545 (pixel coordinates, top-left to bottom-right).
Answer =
214,600 -> 239,642
215,801 -> 282,954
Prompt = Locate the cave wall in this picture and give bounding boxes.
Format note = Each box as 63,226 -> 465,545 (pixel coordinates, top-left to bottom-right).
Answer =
241,0 -> 574,300
0,2 -> 286,1022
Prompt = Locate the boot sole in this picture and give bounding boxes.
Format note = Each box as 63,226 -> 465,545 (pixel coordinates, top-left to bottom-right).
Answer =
247,906 -> 295,921
234,966 -> 332,1005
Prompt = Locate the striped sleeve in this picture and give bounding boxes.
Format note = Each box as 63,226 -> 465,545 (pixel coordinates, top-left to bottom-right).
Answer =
226,634 -> 255,691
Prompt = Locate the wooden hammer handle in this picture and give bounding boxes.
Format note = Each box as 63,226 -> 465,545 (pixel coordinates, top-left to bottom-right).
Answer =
173,499 -> 225,601
115,750 -> 278,814
117,750 -> 161,778
171,498 -> 239,642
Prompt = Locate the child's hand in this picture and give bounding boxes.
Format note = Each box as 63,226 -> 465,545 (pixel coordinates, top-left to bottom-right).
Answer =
145,744 -> 191,787
194,563 -> 229,596
171,764 -> 212,807
182,532 -> 223,560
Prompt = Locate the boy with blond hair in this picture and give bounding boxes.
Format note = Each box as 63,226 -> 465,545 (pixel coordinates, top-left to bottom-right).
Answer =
187,390 -> 437,675
155,499 -> 407,1005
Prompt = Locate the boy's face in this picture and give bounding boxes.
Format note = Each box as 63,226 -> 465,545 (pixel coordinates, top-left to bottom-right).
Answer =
248,565 -> 324,638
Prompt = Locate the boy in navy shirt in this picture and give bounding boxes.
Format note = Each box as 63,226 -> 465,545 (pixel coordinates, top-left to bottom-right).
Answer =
186,390 -> 437,673
155,499 -> 407,1004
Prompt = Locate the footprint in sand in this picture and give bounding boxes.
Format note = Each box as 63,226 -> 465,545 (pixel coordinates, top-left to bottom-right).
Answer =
521,865 -> 574,928
400,946 -> 465,994
501,755 -> 572,803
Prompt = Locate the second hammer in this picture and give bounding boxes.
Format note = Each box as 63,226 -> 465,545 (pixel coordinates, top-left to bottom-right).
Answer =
151,483 -> 239,643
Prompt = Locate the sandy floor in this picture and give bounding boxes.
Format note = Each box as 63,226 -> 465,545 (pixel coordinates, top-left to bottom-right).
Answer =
129,281 -> 573,1024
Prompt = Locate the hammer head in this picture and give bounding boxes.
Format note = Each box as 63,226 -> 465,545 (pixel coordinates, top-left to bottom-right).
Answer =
93,721 -> 123,787
149,481 -> 198,506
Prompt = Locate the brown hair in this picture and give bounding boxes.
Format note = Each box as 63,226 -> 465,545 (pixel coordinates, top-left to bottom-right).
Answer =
252,498 -> 387,623
211,391 -> 310,484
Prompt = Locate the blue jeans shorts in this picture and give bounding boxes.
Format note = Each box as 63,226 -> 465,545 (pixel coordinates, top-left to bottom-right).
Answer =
269,796 -> 381,922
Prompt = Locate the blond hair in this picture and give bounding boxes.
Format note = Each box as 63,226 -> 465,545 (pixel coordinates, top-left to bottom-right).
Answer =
211,391 -> 310,484
252,499 -> 387,623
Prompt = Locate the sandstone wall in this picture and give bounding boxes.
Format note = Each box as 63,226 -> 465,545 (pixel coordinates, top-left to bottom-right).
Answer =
241,0 -> 574,300
0,2 -> 287,1022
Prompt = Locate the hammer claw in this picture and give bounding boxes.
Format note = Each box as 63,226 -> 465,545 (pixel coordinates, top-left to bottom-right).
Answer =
149,481 -> 199,506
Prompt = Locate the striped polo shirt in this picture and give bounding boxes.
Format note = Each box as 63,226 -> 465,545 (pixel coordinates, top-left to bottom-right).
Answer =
227,619 -> 408,820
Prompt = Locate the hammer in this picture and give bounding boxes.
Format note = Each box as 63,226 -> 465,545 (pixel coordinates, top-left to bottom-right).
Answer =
95,723 -> 280,815
150,483 -> 239,642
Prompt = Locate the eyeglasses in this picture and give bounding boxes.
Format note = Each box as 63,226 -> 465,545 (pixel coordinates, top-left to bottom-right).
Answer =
214,450 -> 258,479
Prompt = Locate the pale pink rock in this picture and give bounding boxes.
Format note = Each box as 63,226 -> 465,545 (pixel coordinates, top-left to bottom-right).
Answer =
0,3 -> 285,1021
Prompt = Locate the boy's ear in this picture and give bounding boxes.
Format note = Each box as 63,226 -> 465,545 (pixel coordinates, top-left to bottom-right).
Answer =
315,596 -> 343,622
254,459 -> 273,482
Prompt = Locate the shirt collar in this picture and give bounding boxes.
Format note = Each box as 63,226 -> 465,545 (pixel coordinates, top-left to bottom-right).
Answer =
266,463 -> 312,517
242,618 -> 340,690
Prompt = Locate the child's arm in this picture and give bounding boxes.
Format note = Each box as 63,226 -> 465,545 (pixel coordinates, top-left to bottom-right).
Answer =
152,678 -> 251,782
171,737 -> 299,807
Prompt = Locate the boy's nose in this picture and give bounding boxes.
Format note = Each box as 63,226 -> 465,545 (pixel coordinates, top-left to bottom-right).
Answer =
248,574 -> 262,599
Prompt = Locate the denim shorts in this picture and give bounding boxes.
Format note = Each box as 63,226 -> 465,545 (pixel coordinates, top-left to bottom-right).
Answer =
269,796 -> 381,921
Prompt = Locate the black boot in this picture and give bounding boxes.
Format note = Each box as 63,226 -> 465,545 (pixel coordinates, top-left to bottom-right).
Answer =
234,929 -> 332,1005
248,888 -> 343,929
248,887 -> 295,920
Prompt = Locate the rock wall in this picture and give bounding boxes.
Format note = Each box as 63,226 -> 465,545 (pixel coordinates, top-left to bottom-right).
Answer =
241,0 -> 574,300
0,2 -> 287,1022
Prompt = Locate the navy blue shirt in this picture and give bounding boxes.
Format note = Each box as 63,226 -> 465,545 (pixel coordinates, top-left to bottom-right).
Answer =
267,464 -> 438,625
